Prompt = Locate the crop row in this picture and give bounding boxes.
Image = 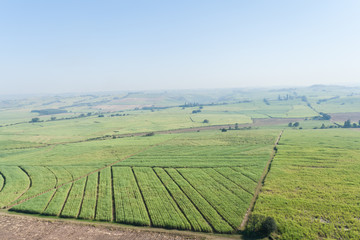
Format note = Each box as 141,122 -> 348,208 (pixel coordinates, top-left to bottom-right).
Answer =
10,166 -> 259,233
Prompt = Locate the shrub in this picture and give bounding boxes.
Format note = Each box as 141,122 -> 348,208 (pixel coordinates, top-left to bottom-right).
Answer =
245,214 -> 277,237
261,217 -> 277,236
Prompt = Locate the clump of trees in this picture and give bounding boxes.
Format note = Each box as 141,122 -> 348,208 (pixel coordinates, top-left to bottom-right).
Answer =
245,214 -> 277,237
312,112 -> 331,120
30,117 -> 41,123
342,119 -> 360,128
31,109 -> 68,115
288,122 -> 300,127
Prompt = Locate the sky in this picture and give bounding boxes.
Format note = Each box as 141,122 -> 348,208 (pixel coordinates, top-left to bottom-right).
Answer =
0,0 -> 360,95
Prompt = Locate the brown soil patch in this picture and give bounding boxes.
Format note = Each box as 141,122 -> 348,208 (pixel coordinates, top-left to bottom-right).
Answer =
330,112 -> 360,122
0,213 -> 200,240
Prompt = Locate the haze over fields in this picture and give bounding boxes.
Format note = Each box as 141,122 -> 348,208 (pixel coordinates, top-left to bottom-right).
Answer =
1,1 -> 360,240
1,0 -> 360,95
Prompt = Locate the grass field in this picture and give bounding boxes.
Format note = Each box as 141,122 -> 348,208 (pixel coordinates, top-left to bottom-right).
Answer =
251,129 -> 360,239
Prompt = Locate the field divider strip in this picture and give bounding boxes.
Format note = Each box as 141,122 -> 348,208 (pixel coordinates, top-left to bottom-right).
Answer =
45,167 -> 58,188
94,172 -> 100,220
42,189 -> 57,213
110,167 -> 115,222
59,182 -> 74,217
76,176 -> 88,219
10,166 -> 32,205
175,169 -> 235,229
152,168 -> 193,231
0,171 -> 6,193
238,130 -> 283,232
131,167 -> 153,227
230,167 -> 258,183
201,169 -> 249,204
212,168 -> 254,196
5,138 -> 171,210
164,168 -> 215,233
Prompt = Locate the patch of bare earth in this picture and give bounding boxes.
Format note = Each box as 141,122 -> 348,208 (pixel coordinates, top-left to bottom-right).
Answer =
330,112 -> 360,122
0,213 -> 200,240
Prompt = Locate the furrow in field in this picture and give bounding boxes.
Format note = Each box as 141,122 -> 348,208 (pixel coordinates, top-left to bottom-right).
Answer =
0,166 -> 30,208
112,167 -> 150,226
133,167 -> 191,230
178,168 -> 246,228
95,168 -> 113,222
61,178 -> 87,218
154,167 -> 213,232
169,168 -> 233,233
78,173 -> 98,220
42,183 -> 72,216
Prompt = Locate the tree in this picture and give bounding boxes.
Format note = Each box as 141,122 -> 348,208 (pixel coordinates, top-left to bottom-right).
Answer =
343,119 -> 351,128
30,117 -> 40,123
50,116 -> 56,121
293,122 -> 300,127
260,217 -> 277,236
235,123 -> 239,130
288,122 -> 293,127
203,119 -> 209,123
320,123 -> 326,129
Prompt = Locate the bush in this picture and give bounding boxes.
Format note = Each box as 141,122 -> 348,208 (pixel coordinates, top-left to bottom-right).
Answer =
245,214 -> 277,237
261,217 -> 277,236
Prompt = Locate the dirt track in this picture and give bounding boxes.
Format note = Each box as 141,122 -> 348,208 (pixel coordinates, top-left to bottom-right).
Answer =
0,213 -> 200,240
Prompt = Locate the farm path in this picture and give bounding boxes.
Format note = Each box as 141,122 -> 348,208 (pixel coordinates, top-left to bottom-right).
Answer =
238,130 -> 283,230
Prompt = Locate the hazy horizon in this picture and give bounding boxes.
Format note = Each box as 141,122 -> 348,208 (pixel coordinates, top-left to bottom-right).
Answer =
1,0 -> 360,95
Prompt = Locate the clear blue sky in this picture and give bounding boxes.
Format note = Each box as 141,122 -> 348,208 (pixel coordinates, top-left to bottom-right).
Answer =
1,0 -> 359,94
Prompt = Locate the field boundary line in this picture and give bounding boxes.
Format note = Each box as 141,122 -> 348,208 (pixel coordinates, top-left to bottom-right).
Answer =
42,189 -> 57,213
175,169 -> 234,229
212,168 -> 253,196
201,169 -> 248,204
0,171 -> 6,193
230,167 -> 258,183
238,130 -> 283,231
59,182 -> 74,217
164,168 -> 215,233
10,166 -> 32,206
45,167 -> 58,188
131,167 -> 153,226
110,167 -> 115,222
94,172 -> 100,219
76,176 -> 88,219
152,168 -> 193,231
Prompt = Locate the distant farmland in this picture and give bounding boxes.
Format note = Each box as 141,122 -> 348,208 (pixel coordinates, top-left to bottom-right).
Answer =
1,86 -> 360,239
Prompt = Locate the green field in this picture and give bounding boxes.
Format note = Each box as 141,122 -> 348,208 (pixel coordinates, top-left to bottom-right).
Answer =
251,129 -> 360,239
2,130 -> 278,233
1,86 -> 360,238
